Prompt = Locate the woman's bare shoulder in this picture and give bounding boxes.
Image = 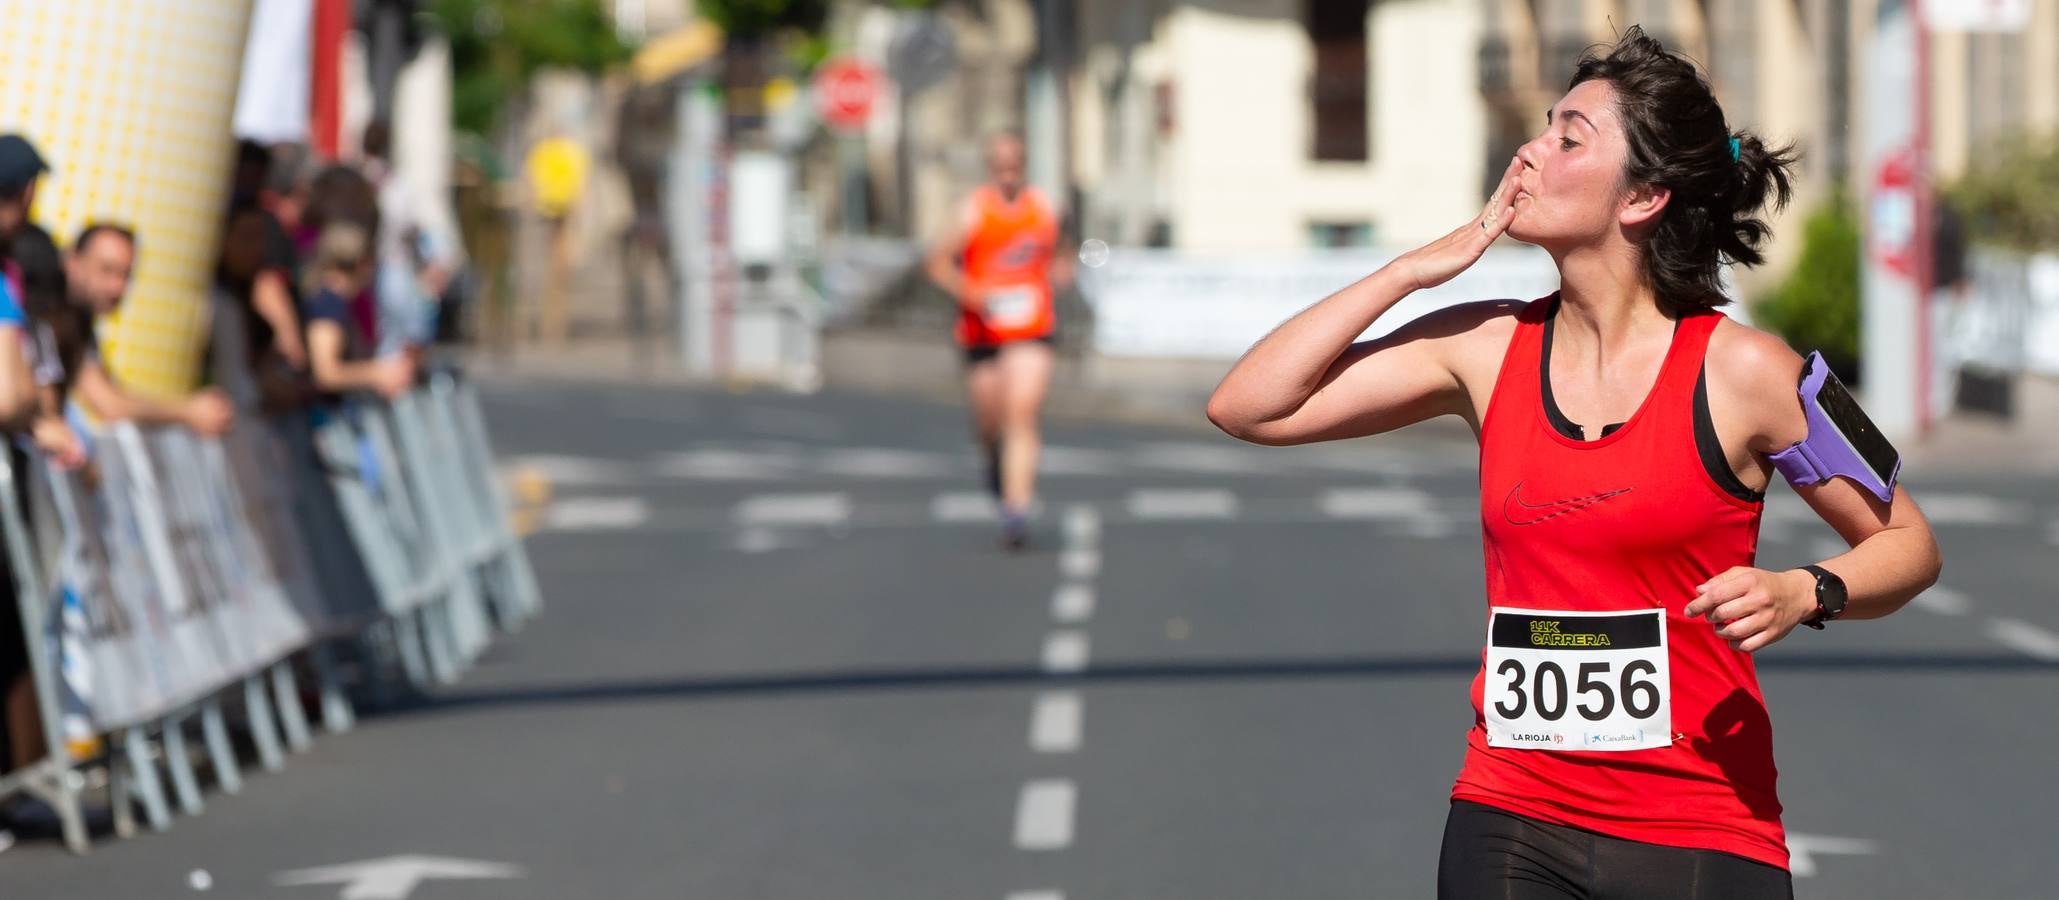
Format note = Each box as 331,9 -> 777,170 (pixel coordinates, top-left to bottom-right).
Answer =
1705,315 -> 1808,451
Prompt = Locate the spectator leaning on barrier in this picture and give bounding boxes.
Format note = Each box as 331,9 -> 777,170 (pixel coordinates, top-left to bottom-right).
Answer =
229,140 -> 309,370
0,135 -> 54,795
57,225 -> 235,436
302,164 -> 383,349
213,206 -> 314,413
0,135 -> 50,426
0,139 -> 87,463
363,122 -> 457,359
303,224 -> 414,400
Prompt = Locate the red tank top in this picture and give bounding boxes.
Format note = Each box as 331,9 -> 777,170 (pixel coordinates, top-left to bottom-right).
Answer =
1454,296 -> 1786,870
954,185 -> 1058,347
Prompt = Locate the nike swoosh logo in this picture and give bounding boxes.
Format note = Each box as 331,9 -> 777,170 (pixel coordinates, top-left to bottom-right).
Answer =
1502,482 -> 1633,526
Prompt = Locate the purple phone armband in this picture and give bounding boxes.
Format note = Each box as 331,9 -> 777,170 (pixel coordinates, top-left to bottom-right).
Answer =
1767,351 -> 1899,503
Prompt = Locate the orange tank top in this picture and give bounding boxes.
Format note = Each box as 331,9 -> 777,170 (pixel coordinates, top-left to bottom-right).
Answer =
955,185 -> 1059,347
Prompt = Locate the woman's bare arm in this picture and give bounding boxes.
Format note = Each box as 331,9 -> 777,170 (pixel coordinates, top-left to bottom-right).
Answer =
1208,157 -> 1526,445
1687,327 -> 1942,651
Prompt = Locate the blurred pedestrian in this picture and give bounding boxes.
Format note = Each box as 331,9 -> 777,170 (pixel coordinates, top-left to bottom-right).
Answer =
302,224 -> 413,400
362,122 -> 457,360
524,132 -> 589,345
924,132 -> 1073,549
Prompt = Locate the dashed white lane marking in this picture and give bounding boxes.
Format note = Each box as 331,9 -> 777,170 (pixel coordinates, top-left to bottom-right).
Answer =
1318,487 -> 1436,519
655,449 -> 797,480
1987,618 -> 2059,662
542,497 -> 649,530
1060,549 -> 1101,580
1127,488 -> 1238,520
1911,585 -> 1970,616
1041,631 -> 1090,674
819,447 -> 954,478
1062,505 -> 1102,546
1004,892 -> 1064,900
1014,780 -> 1077,850
932,492 -> 999,523
735,493 -> 851,527
1051,583 -> 1096,624
1030,692 -> 1082,753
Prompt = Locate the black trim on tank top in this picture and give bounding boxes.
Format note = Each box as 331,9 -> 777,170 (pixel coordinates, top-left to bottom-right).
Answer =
1695,364 -> 1766,503
1539,302 -> 1760,502
1538,304 -> 1627,441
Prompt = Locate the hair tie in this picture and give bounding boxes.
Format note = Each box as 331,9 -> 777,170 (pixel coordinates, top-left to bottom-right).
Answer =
1728,137 -> 1742,162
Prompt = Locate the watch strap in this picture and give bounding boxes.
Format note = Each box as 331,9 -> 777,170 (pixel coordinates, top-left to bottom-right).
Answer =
1798,564 -> 1839,629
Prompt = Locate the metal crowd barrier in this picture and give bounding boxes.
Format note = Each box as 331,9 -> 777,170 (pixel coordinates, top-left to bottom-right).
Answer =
0,371 -> 540,852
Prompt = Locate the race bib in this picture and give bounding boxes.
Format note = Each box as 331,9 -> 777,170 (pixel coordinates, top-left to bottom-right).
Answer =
983,286 -> 1039,329
1484,607 -> 1672,752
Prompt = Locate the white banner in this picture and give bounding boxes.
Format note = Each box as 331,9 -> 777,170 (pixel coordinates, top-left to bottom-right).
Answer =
1078,245 -> 1567,360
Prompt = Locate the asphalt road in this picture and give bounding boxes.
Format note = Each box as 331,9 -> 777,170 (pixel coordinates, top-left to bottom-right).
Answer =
5,378 -> 2054,899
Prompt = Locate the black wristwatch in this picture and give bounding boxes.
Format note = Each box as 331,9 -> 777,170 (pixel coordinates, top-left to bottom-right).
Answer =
1798,565 -> 1848,630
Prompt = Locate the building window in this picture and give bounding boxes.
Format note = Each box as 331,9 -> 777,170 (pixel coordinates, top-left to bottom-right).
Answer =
1307,0 -> 1370,162
1310,221 -> 1375,248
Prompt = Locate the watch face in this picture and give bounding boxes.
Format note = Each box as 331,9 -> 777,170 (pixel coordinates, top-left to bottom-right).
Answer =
1816,570 -> 1849,615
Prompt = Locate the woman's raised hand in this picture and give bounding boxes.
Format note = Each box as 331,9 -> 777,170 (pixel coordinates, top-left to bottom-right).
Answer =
1392,155 -> 1523,293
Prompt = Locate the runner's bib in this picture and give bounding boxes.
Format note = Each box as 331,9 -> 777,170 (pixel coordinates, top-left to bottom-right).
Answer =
1484,607 -> 1672,752
983,286 -> 1039,329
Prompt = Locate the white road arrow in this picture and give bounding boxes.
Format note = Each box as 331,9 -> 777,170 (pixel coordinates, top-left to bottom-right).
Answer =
274,855 -> 523,900
1785,833 -> 1877,877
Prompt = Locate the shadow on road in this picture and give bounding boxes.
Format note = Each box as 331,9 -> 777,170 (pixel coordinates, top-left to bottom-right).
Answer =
388,652 -> 2057,718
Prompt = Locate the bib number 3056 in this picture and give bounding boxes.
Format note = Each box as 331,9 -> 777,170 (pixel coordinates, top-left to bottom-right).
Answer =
1484,607 -> 1671,752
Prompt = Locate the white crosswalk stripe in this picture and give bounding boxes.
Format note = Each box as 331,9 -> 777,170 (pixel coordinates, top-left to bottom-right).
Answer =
1039,445 -> 1127,476
1134,442 -> 1262,474
818,447 -> 954,478
1987,618 -> 2059,662
735,493 -> 852,527
543,497 -> 649,531
1911,586 -> 1970,616
1127,488 -> 1238,520
1916,493 -> 2032,526
1319,487 -> 1436,519
655,449 -> 798,480
508,455 -> 635,486
930,491 -> 999,522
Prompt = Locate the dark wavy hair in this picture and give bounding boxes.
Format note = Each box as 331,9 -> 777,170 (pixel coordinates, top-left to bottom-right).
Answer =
1570,26 -> 1798,317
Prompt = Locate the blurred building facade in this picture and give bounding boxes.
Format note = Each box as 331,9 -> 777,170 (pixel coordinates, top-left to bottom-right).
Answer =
864,1 -> 2059,262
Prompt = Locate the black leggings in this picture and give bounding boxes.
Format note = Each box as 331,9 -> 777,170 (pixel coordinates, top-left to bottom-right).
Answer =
1438,800 -> 1792,900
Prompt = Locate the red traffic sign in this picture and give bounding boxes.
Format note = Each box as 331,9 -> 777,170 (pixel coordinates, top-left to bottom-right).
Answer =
814,58 -> 886,133
1870,145 -> 1921,280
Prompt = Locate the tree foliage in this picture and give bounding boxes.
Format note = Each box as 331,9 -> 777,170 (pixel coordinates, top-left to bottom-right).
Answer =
430,0 -> 635,135
1756,192 -> 1862,382
1945,132 -> 2059,252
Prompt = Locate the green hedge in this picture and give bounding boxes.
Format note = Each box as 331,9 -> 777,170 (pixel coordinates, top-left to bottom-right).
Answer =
1754,193 -> 1861,383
